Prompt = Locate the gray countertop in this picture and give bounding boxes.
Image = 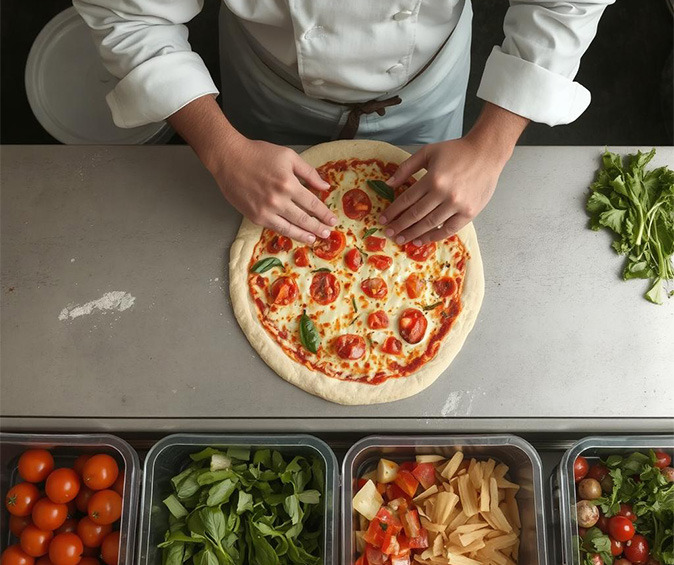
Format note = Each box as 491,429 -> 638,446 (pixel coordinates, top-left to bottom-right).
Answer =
1,145 -> 672,433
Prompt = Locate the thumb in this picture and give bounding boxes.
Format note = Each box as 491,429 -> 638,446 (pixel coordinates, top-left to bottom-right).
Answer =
387,147 -> 427,188
292,155 -> 331,191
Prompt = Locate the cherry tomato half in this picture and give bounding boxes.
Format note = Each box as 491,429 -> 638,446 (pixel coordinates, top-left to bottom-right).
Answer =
20,525 -> 53,557
433,277 -> 456,297
344,248 -> 362,272
608,515 -> 635,542
333,334 -> 367,360
77,517 -> 112,548
1,545 -> 35,565
293,247 -> 310,268
624,534 -> 649,564
364,236 -> 386,252
404,241 -> 436,262
309,272 -> 340,305
6,483 -> 40,517
398,308 -> 428,344
574,457 -> 589,482
267,277 -> 299,306
405,273 -> 425,299
342,189 -> 372,220
100,531 -> 120,565
48,533 -> 83,565
367,310 -> 389,330
87,490 -> 122,526
367,255 -> 392,271
266,235 -> 292,254
82,455 -> 119,491
45,469 -> 80,504
31,498 -> 67,531
654,451 -> 672,469
18,451 -> 54,484
313,230 -> 346,261
361,277 -> 387,299
381,336 -> 402,356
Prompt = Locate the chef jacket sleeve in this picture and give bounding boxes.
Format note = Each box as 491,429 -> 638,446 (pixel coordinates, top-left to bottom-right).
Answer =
477,1 -> 615,126
73,0 -> 219,128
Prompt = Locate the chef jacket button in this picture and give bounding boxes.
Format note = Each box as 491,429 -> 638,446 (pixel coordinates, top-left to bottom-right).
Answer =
393,10 -> 413,21
387,63 -> 405,74
311,78 -> 325,86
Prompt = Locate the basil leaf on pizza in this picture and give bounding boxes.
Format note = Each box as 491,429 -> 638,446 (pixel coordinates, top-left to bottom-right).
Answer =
366,179 -> 395,202
250,257 -> 283,274
299,310 -> 320,354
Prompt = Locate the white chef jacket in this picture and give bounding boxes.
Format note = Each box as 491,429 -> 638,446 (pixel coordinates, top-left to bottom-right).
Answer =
73,0 -> 614,130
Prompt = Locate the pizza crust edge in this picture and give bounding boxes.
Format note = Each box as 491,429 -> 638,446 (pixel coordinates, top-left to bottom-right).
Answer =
229,140 -> 485,405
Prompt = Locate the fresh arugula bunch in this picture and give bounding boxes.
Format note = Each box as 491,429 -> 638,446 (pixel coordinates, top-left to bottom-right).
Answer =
587,149 -> 674,304
159,447 -> 324,565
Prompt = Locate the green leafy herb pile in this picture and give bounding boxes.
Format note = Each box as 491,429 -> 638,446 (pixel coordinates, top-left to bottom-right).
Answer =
587,148 -> 674,304
577,451 -> 674,565
159,447 -> 324,565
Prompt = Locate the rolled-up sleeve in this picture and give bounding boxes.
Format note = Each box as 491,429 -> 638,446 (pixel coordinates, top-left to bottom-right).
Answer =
73,0 -> 219,128
477,1 -> 614,126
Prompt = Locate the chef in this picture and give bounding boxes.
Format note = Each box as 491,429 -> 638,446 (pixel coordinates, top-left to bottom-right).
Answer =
74,0 -> 613,246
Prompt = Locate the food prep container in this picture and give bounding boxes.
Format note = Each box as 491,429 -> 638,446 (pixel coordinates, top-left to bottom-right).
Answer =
557,434 -> 674,565
0,432 -> 141,563
342,435 -> 548,565
136,433 -> 339,564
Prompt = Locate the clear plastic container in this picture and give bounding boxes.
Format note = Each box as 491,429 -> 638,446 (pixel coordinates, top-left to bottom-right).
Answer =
343,435 -> 548,565
557,434 -> 674,565
0,432 -> 140,563
136,433 -> 339,564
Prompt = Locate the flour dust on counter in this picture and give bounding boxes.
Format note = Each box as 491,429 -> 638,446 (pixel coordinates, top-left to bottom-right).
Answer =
57,291 -> 136,321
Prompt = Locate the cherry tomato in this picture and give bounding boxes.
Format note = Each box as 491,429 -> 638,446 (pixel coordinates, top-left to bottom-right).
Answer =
333,334 -> 367,360
48,533 -> 83,565
81,547 -> 99,558
6,483 -> 41,517
361,277 -> 387,299
313,230 -> 346,260
45,469 -> 80,504
574,457 -> 589,482
87,490 -> 122,525
398,308 -> 428,344
54,519 -> 78,536
309,272 -> 340,305
344,248 -> 362,272
79,559 -> 101,565
1,545 -> 35,565
266,235 -> 292,254
367,255 -> 392,271
433,277 -> 456,297
342,189 -> 372,220
18,451 -> 54,484
405,273 -> 425,299
72,455 -> 91,477
596,513 -> 610,534
624,534 -> 649,564
9,515 -> 32,538
77,517 -> 112,548
608,515 -> 635,542
381,336 -> 402,356
654,451 -> 672,469
65,501 -> 77,520
20,525 -> 53,557
82,455 -> 119,491
404,241 -> 436,262
364,236 -> 386,252
111,473 -> 124,498
76,487 -> 95,514
293,247 -> 310,267
100,531 -> 119,565
367,310 -> 389,330
31,498 -> 68,531
609,537 -> 624,557
35,558 -> 55,565
267,277 -> 299,306
587,463 -> 609,482
617,503 -> 636,523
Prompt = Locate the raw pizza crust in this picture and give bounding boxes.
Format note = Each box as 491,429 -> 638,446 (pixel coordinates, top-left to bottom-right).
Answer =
229,140 -> 485,405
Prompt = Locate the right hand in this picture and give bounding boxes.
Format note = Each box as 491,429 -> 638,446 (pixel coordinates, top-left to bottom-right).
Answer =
212,137 -> 337,244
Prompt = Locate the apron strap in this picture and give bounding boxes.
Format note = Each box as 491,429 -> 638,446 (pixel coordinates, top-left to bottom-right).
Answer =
337,95 -> 402,139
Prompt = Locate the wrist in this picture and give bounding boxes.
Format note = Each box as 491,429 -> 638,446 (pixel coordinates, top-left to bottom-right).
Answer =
465,102 -> 529,166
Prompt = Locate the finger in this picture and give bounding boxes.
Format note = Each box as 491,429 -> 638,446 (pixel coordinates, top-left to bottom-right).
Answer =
281,202 -> 334,241
386,147 -> 427,188
292,154 -> 331,191
394,201 -> 457,245
292,185 -> 338,229
384,192 -> 444,241
379,177 -> 428,225
418,214 -> 472,245
267,214 -> 317,245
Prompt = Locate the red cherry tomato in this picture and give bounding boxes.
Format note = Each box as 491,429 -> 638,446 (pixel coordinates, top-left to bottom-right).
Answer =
361,277 -> 387,299
82,455 -> 119,492
35,557 -> 55,565
65,501 -> 77,520
404,241 -> 436,262
398,308 -> 428,344
20,525 -> 53,557
293,247 -> 310,267
342,189 -> 372,220
367,310 -> 389,330
76,487 -> 95,513
596,513 -> 610,534
111,472 -> 124,497
333,334 -> 367,360
617,503 -> 636,523
54,519 -> 78,536
6,483 -> 41,517
31,498 -> 67,531
367,255 -> 392,271
608,515 -> 635,542
267,277 -> 299,306
587,463 -> 609,482
266,235 -> 292,254
72,455 -> 91,477
309,272 -> 340,305
77,517 -> 112,548
45,469 -> 80,504
100,531 -> 120,565
609,537 -> 624,556
313,230 -> 346,260
1,545 -> 35,565
574,457 -> 589,482
381,336 -> 402,355
87,490 -> 122,525
48,533 -> 83,565
78,559 -> 101,565
432,277 -> 456,297
654,451 -> 672,469
405,273 -> 425,299
364,236 -> 386,252
9,515 -> 32,538
624,534 -> 649,564
344,248 -> 362,272
18,451 -> 54,484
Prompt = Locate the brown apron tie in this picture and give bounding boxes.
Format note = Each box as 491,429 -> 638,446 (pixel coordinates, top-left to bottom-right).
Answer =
337,95 -> 402,139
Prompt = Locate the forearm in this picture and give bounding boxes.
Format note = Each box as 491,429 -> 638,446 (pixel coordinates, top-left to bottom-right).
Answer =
465,102 -> 529,166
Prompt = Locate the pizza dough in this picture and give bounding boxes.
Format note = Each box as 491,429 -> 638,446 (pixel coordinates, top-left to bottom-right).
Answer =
230,140 -> 484,405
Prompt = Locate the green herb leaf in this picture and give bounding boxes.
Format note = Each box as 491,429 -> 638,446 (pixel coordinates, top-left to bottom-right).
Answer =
363,227 -> 379,239
423,301 -> 443,311
299,310 -> 320,353
311,268 -> 331,273
351,297 -> 358,313
250,257 -> 283,274
163,495 -> 188,519
367,179 -> 395,202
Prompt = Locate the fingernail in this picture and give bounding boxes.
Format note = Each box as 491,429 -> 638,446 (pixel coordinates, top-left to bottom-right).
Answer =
395,235 -> 405,244
321,180 -> 331,189
379,215 -> 388,224
386,177 -> 395,186
385,228 -> 394,237
329,217 -> 338,226
320,229 -> 330,238
307,234 -> 316,243
412,239 -> 422,247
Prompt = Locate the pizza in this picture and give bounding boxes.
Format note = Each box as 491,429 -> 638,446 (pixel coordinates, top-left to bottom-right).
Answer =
229,140 -> 484,405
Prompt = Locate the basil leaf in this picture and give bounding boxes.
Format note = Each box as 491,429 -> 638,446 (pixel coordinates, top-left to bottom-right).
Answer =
311,268 -> 331,273
250,257 -> 283,274
363,227 -> 378,239
367,179 -> 395,202
163,494 -> 188,518
299,310 -> 320,353
207,479 -> 237,506
423,301 -> 443,311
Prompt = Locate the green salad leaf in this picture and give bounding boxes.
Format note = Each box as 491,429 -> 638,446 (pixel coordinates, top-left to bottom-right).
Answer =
586,148 -> 674,304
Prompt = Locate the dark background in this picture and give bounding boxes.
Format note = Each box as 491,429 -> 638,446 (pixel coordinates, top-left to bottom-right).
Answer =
1,0 -> 672,145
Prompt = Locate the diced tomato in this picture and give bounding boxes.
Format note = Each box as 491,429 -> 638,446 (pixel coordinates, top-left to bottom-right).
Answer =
391,553 -> 411,565
267,235 -> 292,253
345,248 -> 363,272
376,482 -> 387,495
408,529 -> 429,549
365,544 -> 387,565
355,555 -> 368,565
368,255 -> 393,271
364,519 -> 387,547
381,532 -> 400,555
393,470 -> 419,498
397,533 -> 410,553
401,509 -> 421,538
412,463 -> 436,490
342,189 -> 372,220
368,310 -> 389,329
405,273 -> 424,299
398,462 -> 415,472
387,498 -> 408,514
375,507 -> 402,534
386,483 -> 409,502
365,236 -> 386,252
381,336 -> 402,356
294,247 -> 310,267
314,230 -> 346,260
